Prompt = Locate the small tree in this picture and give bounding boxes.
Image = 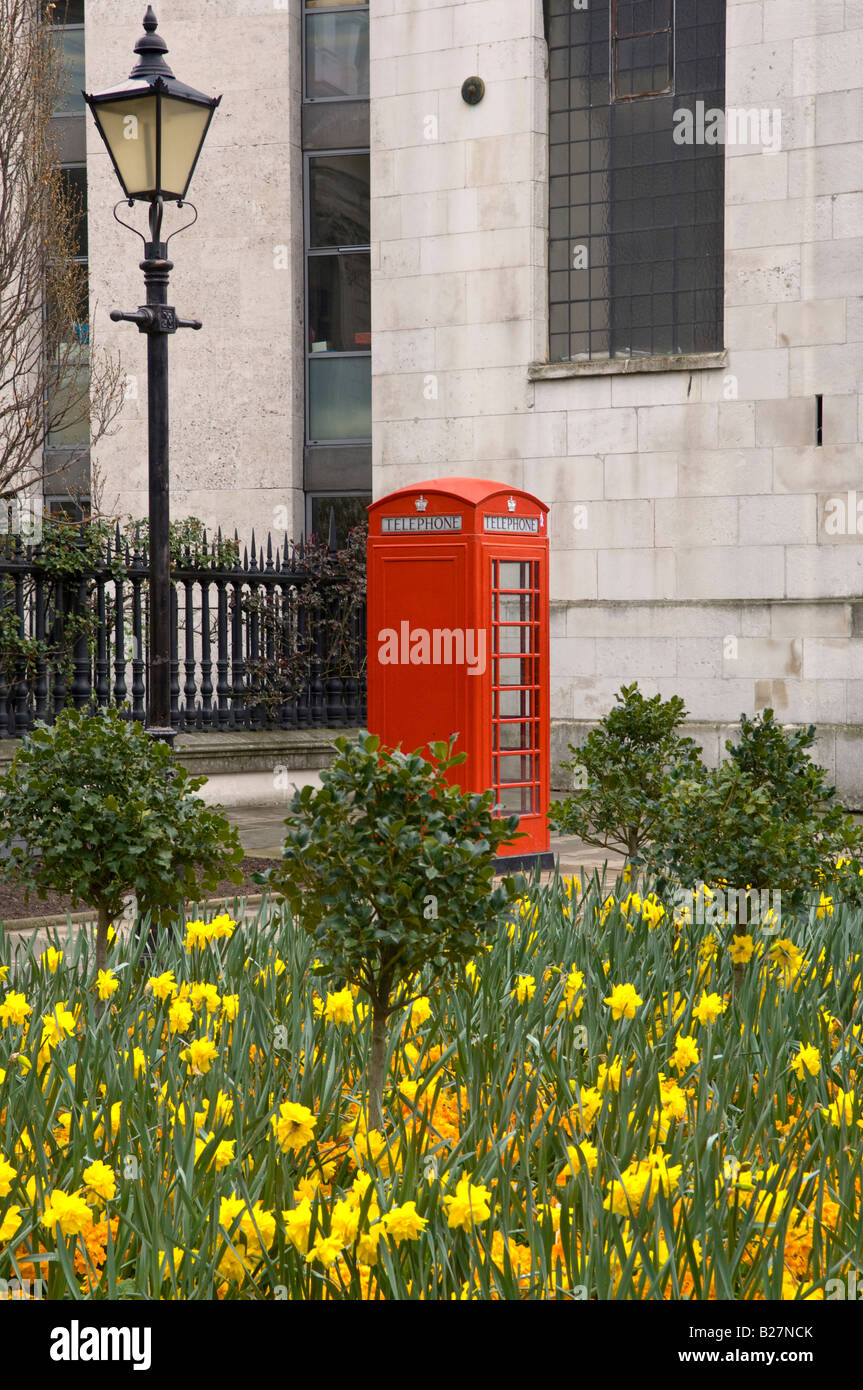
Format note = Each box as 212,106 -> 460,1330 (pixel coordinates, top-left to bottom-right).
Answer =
645,708 -> 863,985
549,683 -> 704,862
271,733 -> 520,1130
0,707 -> 244,987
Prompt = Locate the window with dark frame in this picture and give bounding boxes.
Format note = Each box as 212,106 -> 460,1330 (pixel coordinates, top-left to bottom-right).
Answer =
491,561 -> 542,816
308,493 -> 371,546
44,497 -> 86,523
49,0 -> 86,115
59,166 -> 88,263
547,0 -> 726,362
305,151 -> 372,444
46,163 -> 90,454
46,2 -> 90,509
303,0 -> 369,103
612,0 -> 673,101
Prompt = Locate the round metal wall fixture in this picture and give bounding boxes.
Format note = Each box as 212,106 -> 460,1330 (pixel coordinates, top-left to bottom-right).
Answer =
461,76 -> 485,105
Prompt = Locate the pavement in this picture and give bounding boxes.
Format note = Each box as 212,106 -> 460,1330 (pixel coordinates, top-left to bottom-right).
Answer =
226,803 -> 626,878
1,803 -> 626,969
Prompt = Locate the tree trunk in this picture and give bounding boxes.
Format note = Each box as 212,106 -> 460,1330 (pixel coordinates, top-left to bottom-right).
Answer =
140,902 -> 166,961
368,999 -> 388,1133
625,829 -> 640,883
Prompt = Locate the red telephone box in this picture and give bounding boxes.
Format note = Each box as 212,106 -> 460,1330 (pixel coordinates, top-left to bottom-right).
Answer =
367,477 -> 552,868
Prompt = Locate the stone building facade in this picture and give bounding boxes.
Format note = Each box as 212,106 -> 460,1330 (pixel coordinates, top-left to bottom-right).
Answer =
77,1 -> 863,794
82,0 -> 307,541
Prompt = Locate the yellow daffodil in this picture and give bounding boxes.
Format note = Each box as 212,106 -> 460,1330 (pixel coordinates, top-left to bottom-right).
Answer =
442,1174 -> 492,1232
603,982 -> 642,1021
792,1044 -> 820,1080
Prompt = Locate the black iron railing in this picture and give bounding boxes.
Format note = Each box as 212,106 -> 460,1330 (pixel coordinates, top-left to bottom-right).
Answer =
0,526 -> 366,737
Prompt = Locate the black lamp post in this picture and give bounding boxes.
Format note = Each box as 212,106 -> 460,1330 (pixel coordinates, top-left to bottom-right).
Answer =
84,7 -> 220,743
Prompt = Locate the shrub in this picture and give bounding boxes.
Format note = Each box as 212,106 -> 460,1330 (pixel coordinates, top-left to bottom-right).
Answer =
0,707 -> 243,984
268,732 -> 519,1129
645,708 -> 863,957
549,683 -> 704,862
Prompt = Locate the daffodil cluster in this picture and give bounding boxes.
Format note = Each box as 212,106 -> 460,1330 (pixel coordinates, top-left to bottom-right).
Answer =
1,872 -> 862,1301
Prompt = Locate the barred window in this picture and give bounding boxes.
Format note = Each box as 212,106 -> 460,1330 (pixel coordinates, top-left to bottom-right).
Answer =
613,0 -> 673,100
547,0 -> 726,361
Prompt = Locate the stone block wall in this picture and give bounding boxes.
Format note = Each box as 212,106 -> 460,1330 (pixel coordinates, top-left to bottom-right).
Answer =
370,0 -> 863,799
85,0 -> 305,543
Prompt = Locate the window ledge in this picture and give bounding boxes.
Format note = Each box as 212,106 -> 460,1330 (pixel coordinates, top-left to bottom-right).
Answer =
528,351 -> 727,380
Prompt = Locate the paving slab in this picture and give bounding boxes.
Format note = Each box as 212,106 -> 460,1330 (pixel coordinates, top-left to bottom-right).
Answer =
2,797 -> 629,973
222,806 -> 628,880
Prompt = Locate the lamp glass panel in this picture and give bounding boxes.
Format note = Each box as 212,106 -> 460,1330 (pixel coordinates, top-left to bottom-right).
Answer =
92,95 -> 157,197
159,97 -> 213,198
92,95 -> 211,199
